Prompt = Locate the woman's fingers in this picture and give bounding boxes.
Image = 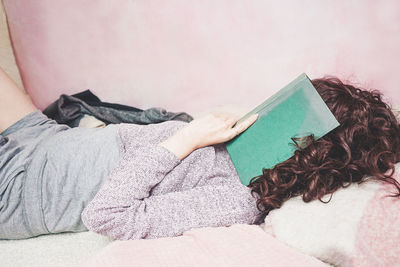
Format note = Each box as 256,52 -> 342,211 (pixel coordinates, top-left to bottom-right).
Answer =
231,114 -> 258,136
225,116 -> 238,127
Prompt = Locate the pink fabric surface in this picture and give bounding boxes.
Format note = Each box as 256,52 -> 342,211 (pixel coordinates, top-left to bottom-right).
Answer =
3,1 -> 400,115
85,224 -> 327,267
351,172 -> 400,266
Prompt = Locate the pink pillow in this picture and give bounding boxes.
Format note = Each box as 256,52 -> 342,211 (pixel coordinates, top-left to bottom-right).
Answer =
85,224 -> 327,267
3,0 -> 400,115
263,163 -> 400,266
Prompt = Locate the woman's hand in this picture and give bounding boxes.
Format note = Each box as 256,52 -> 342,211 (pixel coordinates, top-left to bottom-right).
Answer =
159,111 -> 258,160
182,111 -> 258,149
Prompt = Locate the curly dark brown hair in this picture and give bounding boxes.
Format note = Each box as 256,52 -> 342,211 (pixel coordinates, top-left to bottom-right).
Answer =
248,76 -> 400,216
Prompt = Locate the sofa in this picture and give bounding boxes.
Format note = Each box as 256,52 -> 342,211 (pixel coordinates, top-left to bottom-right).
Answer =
1,1 -> 399,266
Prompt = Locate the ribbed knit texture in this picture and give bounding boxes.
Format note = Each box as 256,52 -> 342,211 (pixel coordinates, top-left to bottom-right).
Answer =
82,120 -> 263,240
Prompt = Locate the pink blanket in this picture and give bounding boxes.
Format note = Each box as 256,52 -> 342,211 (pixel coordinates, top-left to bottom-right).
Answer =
85,224 -> 327,267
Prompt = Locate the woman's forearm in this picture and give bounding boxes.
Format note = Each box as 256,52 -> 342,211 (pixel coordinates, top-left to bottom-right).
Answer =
158,129 -> 197,160
159,111 -> 258,160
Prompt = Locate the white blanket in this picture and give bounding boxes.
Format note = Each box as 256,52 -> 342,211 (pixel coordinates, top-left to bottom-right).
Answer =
0,232 -> 111,267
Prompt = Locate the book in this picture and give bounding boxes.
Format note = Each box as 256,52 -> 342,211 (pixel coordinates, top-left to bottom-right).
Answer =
225,73 -> 340,186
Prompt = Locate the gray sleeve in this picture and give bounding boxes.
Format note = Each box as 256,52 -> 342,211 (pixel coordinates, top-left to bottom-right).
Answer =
81,144 -> 259,240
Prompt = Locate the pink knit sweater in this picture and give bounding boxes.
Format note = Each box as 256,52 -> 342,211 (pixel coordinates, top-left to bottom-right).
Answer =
81,120 -> 263,240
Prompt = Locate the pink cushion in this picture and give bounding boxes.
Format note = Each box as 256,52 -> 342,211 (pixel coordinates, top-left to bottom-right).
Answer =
85,224 -> 327,267
3,0 -> 400,115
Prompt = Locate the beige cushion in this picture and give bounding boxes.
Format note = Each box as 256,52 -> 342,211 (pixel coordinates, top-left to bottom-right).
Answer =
0,1 -> 23,90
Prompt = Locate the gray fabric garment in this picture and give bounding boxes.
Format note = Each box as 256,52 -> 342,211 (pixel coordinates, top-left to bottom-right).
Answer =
0,110 -> 192,242
0,111 -> 69,239
0,110 -> 121,239
0,105 -> 194,240
42,90 -> 194,127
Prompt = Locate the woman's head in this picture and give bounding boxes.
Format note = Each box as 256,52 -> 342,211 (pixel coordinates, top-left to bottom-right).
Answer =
249,76 -> 400,216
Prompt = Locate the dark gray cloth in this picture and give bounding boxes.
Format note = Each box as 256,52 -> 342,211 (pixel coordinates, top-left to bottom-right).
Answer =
43,90 -> 194,127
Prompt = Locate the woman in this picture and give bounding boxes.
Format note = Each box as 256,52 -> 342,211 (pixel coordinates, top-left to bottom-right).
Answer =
0,67 -> 258,240
1,67 -> 399,240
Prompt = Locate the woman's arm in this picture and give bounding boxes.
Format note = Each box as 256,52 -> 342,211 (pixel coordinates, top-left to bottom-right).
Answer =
0,67 -> 37,133
81,110 -> 259,240
159,111 -> 258,159
82,112 -> 260,240
81,144 -> 260,240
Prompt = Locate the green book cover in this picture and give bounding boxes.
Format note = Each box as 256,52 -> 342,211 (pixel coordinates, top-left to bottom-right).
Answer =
225,73 -> 340,186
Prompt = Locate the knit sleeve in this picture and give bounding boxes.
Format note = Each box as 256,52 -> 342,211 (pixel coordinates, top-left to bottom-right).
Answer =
81,144 -> 260,240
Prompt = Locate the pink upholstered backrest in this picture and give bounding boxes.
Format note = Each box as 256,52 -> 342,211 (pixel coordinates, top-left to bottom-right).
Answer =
3,0 -> 400,115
